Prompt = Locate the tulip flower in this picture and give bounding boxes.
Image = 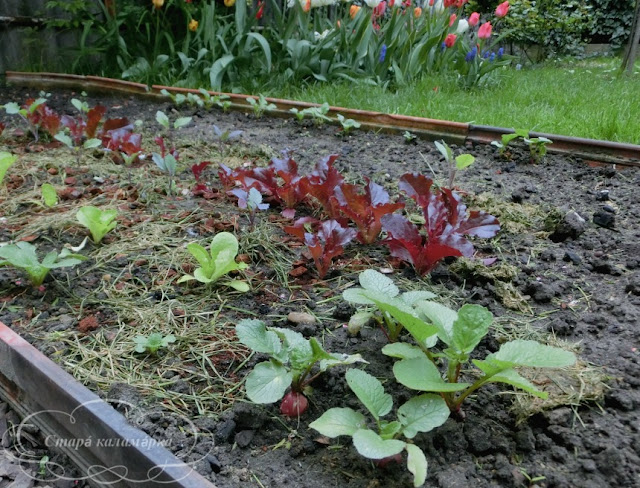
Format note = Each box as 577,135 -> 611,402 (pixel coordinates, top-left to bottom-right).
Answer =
373,0 -> 387,17
188,19 -> 198,31
303,0 -> 311,11
468,12 -> 479,26
456,19 -> 469,34
224,0 -> 235,6
449,14 -> 456,27
350,5 -> 361,18
365,0 -> 379,7
413,7 -> 422,17
444,33 -> 457,48
256,0 -> 264,19
152,0 -> 164,8
477,21 -> 492,39
495,1 -> 509,18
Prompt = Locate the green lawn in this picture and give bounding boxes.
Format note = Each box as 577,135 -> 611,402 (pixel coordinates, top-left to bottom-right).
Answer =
274,57 -> 640,144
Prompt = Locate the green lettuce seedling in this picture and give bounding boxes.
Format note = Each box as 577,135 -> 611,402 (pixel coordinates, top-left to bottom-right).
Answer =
0,152 -> 18,186
385,300 -> 576,416
491,128 -> 529,156
0,242 -> 87,287
336,114 -> 361,135
134,333 -> 176,356
41,183 -> 58,207
525,136 -> 552,163
76,206 -> 118,244
343,269 -> 437,342
310,369 -> 449,487
236,319 -> 365,416
177,232 -> 249,292
433,140 -> 475,188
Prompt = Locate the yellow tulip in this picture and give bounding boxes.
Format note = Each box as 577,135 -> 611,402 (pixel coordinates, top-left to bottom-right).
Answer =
224,0 -> 236,7
188,19 -> 198,31
152,0 -> 164,9
350,5 -> 361,18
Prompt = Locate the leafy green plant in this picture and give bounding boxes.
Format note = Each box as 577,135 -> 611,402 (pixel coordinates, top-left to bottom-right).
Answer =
491,128 -> 529,155
246,94 -> 276,118
0,242 -> 87,287
54,131 -> 102,167
212,125 -> 243,154
289,103 -> 331,125
156,110 -> 192,134
76,206 -> 118,244
134,333 -> 176,356
0,152 -> 18,186
525,136 -> 553,163
178,232 -> 249,291
229,187 -> 269,229
235,318 -> 365,416
343,269 -> 437,342
311,369 -> 449,487
336,114 -> 361,135
433,140 -> 475,188
387,300 -> 576,416
403,131 -> 418,144
41,183 -> 58,207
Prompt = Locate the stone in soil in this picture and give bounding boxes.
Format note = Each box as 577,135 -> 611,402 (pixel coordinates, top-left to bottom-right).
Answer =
550,210 -> 587,242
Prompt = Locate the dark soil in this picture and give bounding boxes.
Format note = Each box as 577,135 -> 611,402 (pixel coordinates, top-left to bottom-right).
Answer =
1,82 -> 639,488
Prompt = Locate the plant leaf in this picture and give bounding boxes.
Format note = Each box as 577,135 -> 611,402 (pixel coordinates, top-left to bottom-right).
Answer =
450,304 -> 493,357
41,183 -> 58,207
309,407 -> 366,438
245,360 -> 292,404
352,429 -> 406,460
358,269 -> 399,297
236,319 -> 281,356
381,343 -> 426,360
406,444 -> 428,488
345,369 -> 392,421
490,340 -> 576,368
397,394 -> 450,438
393,357 -> 469,392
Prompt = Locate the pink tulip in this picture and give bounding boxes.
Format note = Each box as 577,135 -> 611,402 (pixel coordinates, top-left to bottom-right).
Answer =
478,21 -> 492,39
495,1 -> 509,18
449,14 -> 456,27
468,12 -> 480,26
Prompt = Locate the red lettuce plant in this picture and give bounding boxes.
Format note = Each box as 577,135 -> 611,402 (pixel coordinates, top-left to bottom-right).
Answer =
330,178 -> 404,244
300,220 -> 357,279
381,173 -> 500,275
298,154 -> 343,217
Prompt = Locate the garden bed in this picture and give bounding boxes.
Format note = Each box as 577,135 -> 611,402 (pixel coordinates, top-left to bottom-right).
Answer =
0,81 -> 639,488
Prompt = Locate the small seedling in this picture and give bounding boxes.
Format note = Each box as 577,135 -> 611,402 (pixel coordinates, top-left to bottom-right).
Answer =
0,241 -> 87,287
152,137 -> 179,196
198,89 -> 231,110
0,151 -> 18,186
38,455 -> 49,477
236,318 -> 365,416
212,125 -> 243,154
311,369 -> 447,487
160,89 -> 188,107
403,131 -> 417,144
3,98 -> 47,141
134,333 -> 176,356
246,94 -> 276,118
156,110 -> 191,132
289,103 -> 331,125
491,128 -> 528,155
433,140 -> 475,188
229,187 -> 269,229
336,114 -> 361,135
525,136 -> 552,163
178,232 -> 250,291
54,131 -> 102,167
76,206 -> 118,244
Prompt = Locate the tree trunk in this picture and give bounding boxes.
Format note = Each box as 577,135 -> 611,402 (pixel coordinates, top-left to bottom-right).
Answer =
622,0 -> 640,74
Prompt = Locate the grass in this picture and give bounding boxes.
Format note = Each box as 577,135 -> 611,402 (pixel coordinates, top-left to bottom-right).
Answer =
274,57 -> 640,144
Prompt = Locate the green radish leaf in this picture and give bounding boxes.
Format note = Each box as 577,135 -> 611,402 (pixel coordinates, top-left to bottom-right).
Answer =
83,138 -> 102,150
477,365 -> 547,399
399,290 -> 436,306
406,444 -> 428,487
381,343 -> 426,360
245,360 -> 292,404
173,117 -> 192,129
346,369 -> 392,421
0,152 -> 18,186
358,269 -> 399,297
370,298 -> 438,346
455,153 -> 475,170
450,304 -> 492,356
309,407 -> 366,438
352,429 -> 406,460
156,110 -> 170,128
490,340 -> 576,368
393,357 -> 469,392
236,319 -> 281,355
224,279 -> 250,292
415,300 -> 457,346
398,394 -> 450,438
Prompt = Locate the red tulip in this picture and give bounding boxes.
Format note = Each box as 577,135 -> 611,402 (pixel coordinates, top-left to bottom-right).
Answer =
444,33 -> 457,48
495,1 -> 509,18
255,1 -> 264,19
468,12 -> 480,26
477,21 -> 492,39
449,13 -> 456,26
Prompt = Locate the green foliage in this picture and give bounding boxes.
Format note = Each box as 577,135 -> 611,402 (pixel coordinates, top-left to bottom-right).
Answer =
134,333 -> 176,356
336,114 -> 361,135
41,183 -> 58,207
0,152 -> 18,186
178,232 -> 250,291
588,0 -> 635,49
3,99 -> 47,141
0,242 -> 87,287
525,136 -> 553,163
433,140 -> 475,188
343,269 -> 437,343
247,95 -> 277,118
289,103 -> 331,125
76,206 -> 118,244
236,319 -> 365,403
310,369 -> 449,487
